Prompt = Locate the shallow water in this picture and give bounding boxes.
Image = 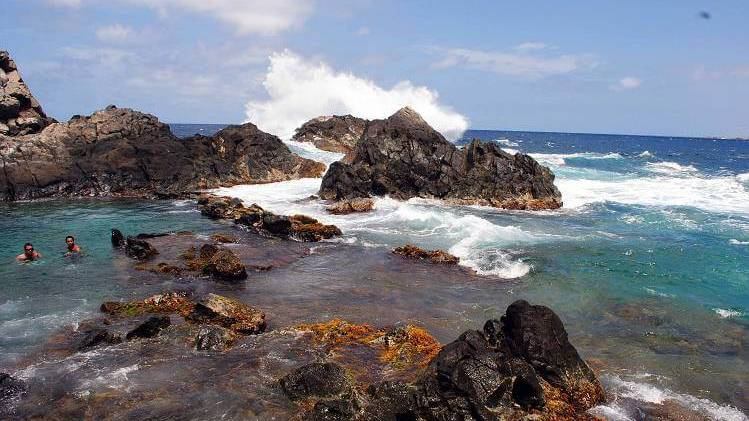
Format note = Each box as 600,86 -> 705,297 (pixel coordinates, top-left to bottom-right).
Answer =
1,128 -> 748,419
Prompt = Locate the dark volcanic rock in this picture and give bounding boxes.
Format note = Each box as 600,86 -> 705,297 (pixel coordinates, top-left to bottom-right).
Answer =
74,327 -> 123,350
292,114 -> 368,154
125,236 -> 158,260
111,228 -> 125,248
319,107 -> 562,210
280,362 -> 349,401
0,50 -> 55,136
198,194 -> 342,242
186,293 -> 266,335
0,82 -> 324,201
194,325 -> 236,351
125,316 -> 171,340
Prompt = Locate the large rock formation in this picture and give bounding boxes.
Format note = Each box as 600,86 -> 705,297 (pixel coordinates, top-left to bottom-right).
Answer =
0,106 -> 324,201
319,107 -> 562,210
0,50 -> 54,136
292,114 -> 368,154
0,50 -> 324,201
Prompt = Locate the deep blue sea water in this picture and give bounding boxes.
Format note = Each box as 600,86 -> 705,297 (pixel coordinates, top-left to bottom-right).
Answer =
1,124 -> 747,419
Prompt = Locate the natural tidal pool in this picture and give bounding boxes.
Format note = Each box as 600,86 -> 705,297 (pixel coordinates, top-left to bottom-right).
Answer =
1,129 -> 748,419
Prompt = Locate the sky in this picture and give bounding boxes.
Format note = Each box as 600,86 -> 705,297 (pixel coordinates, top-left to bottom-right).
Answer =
2,0 -> 748,138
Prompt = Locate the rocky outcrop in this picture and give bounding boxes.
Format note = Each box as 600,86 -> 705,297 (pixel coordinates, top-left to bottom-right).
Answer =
319,107 -> 562,210
326,197 -> 375,215
124,236 -> 159,260
196,244 -> 248,282
0,51 -> 54,136
194,325 -> 236,351
0,104 -> 324,201
198,194 -> 342,242
392,244 -> 460,265
292,114 -> 368,154
283,300 -> 604,420
186,293 -> 266,335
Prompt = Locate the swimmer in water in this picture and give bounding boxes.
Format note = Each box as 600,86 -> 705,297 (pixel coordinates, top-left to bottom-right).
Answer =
65,235 -> 82,256
16,243 -> 42,262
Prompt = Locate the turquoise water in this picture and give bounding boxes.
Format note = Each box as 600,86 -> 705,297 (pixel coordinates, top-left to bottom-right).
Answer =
1,129 -> 748,418
0,200 -> 227,365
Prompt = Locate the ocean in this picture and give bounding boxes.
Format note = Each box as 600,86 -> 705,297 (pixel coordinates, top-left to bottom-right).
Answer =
1,124 -> 747,419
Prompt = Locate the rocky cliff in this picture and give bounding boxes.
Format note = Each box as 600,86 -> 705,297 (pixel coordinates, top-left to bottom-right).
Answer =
319,107 -> 562,210
0,50 -> 54,136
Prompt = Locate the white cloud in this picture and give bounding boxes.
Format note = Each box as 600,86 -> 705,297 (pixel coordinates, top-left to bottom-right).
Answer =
610,76 -> 641,91
514,42 -> 547,51
127,0 -> 315,35
46,0 -> 314,35
96,24 -> 134,43
356,26 -> 370,36
246,50 -> 469,141
435,47 -> 596,79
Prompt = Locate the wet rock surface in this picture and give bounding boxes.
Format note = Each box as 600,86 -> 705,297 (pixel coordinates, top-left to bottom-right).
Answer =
124,236 -> 159,260
280,362 -> 350,401
392,244 -> 460,265
195,325 -> 236,351
186,293 -> 266,335
319,107 -> 562,210
125,316 -> 171,340
292,114 -> 368,155
326,197 -> 375,215
198,194 -> 342,242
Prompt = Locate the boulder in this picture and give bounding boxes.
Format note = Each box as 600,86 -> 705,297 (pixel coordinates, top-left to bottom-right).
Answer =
280,362 -> 349,401
111,228 -> 125,248
0,50 -> 54,136
194,325 -> 236,351
186,293 -> 266,334
125,316 -> 171,340
124,236 -> 158,260
292,114 -> 368,154
202,248 -> 247,282
326,197 -> 375,215
392,244 -> 460,265
319,107 -> 562,210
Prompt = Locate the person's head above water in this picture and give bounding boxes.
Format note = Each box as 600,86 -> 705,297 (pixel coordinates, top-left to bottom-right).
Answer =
17,242 -> 41,261
65,235 -> 81,252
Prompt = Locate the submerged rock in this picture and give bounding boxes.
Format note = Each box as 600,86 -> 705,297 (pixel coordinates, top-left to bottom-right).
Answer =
280,362 -> 349,401
186,293 -> 266,335
319,107 -> 562,210
292,114 -> 368,154
194,325 -> 236,351
74,327 -> 123,351
125,316 -> 171,340
202,248 -> 247,282
392,244 -> 459,265
124,236 -> 159,260
326,198 -> 375,215
0,373 -> 27,405
198,194 -> 342,242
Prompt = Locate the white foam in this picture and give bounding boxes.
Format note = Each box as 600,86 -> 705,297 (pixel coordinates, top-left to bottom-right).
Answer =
492,138 -> 519,147
602,374 -> 748,421
729,239 -> 749,245
557,173 -> 749,215
639,150 -> 654,158
530,152 -> 623,166
283,139 -> 345,166
645,161 -> 699,176
501,148 -> 520,155
713,308 -> 745,319
644,287 -> 674,298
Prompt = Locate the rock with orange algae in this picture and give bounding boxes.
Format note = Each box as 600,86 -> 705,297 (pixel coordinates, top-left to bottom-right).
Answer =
295,320 -> 441,372
186,293 -> 266,335
392,244 -> 459,265
210,233 -> 238,243
100,291 -> 195,318
177,243 -> 247,281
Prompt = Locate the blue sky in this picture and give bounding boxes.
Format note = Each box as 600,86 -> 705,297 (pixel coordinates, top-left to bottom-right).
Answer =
2,0 -> 748,137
